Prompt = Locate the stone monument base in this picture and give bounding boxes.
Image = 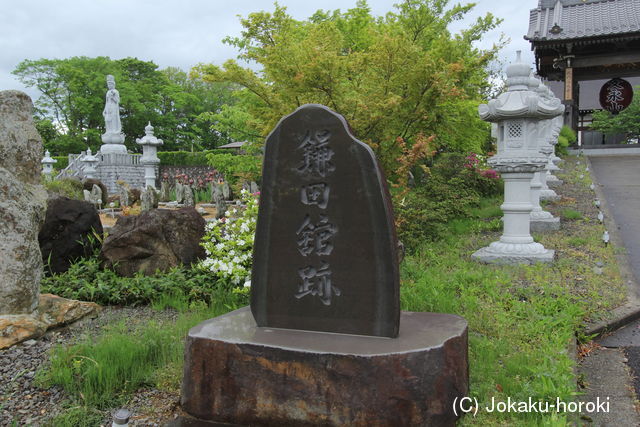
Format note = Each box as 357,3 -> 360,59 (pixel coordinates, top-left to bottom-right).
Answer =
178,306 -> 468,427
99,143 -> 127,154
531,216 -> 561,232
472,244 -> 554,265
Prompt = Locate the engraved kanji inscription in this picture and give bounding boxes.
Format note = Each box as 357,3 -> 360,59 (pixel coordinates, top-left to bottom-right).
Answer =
301,183 -> 330,209
295,261 -> 340,306
296,214 -> 337,256
297,129 -> 335,177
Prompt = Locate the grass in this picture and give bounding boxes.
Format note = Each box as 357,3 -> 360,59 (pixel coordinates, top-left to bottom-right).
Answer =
37,287 -> 249,421
561,208 -> 583,220
398,156 -> 625,425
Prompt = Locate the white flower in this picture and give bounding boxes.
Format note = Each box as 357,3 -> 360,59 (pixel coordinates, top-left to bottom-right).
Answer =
244,280 -> 251,288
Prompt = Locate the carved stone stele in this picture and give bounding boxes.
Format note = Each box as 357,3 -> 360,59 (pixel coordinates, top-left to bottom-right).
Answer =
251,104 -> 400,338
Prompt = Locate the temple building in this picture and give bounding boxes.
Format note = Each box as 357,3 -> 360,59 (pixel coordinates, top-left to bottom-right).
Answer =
526,0 -> 640,145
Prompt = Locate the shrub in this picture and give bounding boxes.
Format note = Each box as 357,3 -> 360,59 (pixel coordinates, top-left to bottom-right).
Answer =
556,126 -> 576,156
394,153 -> 502,251
40,254 -> 237,306
44,177 -> 84,199
199,189 -> 258,285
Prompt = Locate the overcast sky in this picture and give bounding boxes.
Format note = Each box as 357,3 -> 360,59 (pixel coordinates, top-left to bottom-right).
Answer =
0,0 -> 537,102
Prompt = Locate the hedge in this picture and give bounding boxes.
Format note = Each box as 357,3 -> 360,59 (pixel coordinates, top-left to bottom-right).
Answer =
158,150 -> 228,166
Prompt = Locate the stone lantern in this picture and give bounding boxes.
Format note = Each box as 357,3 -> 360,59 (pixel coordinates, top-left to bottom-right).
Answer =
135,122 -> 163,189
472,51 -> 564,264
543,114 -> 564,187
82,148 -> 99,179
529,82 -> 562,231
41,150 -> 57,177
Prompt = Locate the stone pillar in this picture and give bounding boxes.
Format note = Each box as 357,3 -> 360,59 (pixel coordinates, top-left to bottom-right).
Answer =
472,52 -> 564,265
136,122 -> 163,190
0,91 -> 47,314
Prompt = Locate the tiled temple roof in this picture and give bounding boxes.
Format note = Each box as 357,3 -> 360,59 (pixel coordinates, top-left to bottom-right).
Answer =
526,0 -> 640,42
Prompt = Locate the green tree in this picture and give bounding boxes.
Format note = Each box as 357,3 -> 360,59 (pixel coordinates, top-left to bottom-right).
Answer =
192,0 -> 502,184
12,57 -> 241,155
590,89 -> 640,142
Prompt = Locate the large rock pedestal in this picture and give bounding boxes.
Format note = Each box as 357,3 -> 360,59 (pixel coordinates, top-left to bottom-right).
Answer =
178,307 -> 468,427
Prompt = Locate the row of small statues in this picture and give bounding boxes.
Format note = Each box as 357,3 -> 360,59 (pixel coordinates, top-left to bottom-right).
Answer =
84,179 -> 259,217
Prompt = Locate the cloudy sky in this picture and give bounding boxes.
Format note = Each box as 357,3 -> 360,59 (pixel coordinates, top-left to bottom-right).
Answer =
1,0 -> 537,101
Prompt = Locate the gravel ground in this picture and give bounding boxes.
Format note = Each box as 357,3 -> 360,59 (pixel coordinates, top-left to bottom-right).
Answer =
0,307 -> 182,426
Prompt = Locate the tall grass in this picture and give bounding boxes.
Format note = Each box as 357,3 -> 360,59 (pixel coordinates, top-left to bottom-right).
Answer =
38,288 -> 248,409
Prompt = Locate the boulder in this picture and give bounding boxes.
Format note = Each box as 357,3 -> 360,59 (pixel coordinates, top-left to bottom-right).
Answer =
0,91 -> 48,315
0,294 -> 100,349
101,207 -> 206,277
37,293 -> 100,327
39,196 -> 104,274
83,178 -> 108,206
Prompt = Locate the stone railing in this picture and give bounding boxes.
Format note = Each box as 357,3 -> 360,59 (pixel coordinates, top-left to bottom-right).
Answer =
56,153 -> 84,179
99,152 -> 141,165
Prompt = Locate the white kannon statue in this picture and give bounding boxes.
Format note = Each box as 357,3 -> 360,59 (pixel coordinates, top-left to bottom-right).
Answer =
103,75 -> 122,134
100,75 -> 126,151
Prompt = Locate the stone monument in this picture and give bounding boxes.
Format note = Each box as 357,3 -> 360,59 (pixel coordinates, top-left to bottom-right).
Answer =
178,104 -> 469,426
135,122 -> 163,189
182,184 -> 194,207
117,181 -> 129,207
140,185 -> 159,211
472,52 -> 563,264
159,180 -> 171,202
100,75 -> 127,154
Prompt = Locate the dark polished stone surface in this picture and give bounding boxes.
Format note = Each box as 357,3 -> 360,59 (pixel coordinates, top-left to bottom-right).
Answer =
180,307 -> 469,427
251,104 -> 400,337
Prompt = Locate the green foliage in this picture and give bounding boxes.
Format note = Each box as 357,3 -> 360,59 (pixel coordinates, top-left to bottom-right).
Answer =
590,88 -> 640,141
157,149 -> 227,166
193,0 -> 503,185
206,152 -> 262,184
556,125 -> 576,156
52,156 -> 69,170
13,57 -> 240,155
40,254 -> 239,306
43,177 -> 84,199
395,153 -> 502,250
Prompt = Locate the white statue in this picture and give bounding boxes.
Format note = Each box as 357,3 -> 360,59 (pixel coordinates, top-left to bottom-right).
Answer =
100,75 -> 126,152
103,75 -> 122,134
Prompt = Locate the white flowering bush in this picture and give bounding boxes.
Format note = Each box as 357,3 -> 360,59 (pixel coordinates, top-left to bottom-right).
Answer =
199,189 -> 258,286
